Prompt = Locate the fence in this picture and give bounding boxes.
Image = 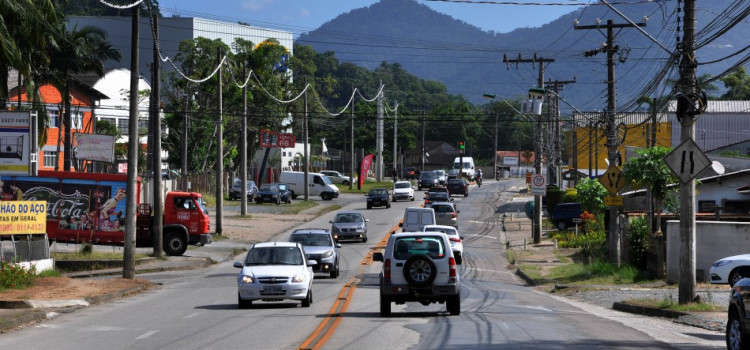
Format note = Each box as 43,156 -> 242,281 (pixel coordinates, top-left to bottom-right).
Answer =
0,235 -> 50,263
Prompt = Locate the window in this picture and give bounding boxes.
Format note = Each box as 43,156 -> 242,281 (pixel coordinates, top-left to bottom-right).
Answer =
117,119 -> 129,135
72,112 -> 83,129
47,110 -> 60,128
43,151 -> 57,168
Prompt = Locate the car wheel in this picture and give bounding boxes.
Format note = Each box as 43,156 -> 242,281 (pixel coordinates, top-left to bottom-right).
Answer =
455,252 -> 462,265
164,232 -> 188,256
275,197 -> 281,205
447,293 -> 461,316
302,289 -> 312,307
342,180 -> 350,186
727,309 -> 749,350
418,185 -> 422,191
380,295 -> 391,316
322,193 -> 331,201
464,192 -> 468,197
291,191 -> 298,200
730,268 -> 749,286
403,255 -> 438,287
330,262 -> 339,278
392,197 -> 397,202
386,202 -> 391,209
556,221 -> 568,231
367,203 -> 372,209
238,293 -> 252,309
410,196 -> 415,201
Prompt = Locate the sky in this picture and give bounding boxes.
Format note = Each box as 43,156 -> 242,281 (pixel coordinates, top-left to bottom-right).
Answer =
159,0 -> 582,37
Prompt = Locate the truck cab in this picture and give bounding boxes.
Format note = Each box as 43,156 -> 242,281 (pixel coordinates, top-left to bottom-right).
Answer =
138,192 -> 212,256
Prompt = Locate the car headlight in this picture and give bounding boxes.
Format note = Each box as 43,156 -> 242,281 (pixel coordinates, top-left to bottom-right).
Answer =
356,226 -> 366,232
241,275 -> 253,284
712,260 -> 733,267
321,250 -> 334,258
292,274 -> 306,283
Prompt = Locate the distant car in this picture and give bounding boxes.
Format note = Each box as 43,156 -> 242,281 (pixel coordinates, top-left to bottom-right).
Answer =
366,188 -> 391,209
255,183 -> 287,204
424,192 -> 451,207
418,171 -> 439,190
392,181 -> 415,202
289,228 -> 341,278
320,170 -> 352,186
434,170 -> 448,185
710,254 -> 750,286
550,203 -> 583,231
275,183 -> 292,203
229,179 -> 258,201
423,224 -> 464,264
447,169 -> 459,181
430,202 -> 459,228
404,167 -> 420,180
234,241 -> 316,308
446,178 -> 468,197
727,277 -> 750,349
330,211 -> 369,242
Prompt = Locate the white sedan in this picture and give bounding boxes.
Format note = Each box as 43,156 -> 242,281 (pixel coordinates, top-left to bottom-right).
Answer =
710,254 -> 750,286
234,241 -> 317,308
392,180 -> 415,202
423,224 -> 464,264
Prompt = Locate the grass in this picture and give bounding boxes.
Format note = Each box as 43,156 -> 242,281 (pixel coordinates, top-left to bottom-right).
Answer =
625,297 -> 724,312
517,258 -> 657,286
507,250 -> 517,264
52,251 -> 149,261
312,203 -> 342,216
339,180 -> 397,194
519,264 -> 542,280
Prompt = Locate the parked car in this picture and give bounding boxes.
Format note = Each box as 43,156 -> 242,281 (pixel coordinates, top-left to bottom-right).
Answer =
423,224 -> 464,264
710,254 -> 750,286
320,170 -> 352,186
330,211 -> 369,242
372,231 -> 460,316
234,241 -> 316,308
275,183 -> 292,203
418,171 -> 439,190
279,171 -> 339,200
424,192 -> 451,207
550,203 -> 583,231
255,183 -> 289,204
289,228 -> 341,278
726,277 -> 750,349
446,178 -> 468,197
404,167 -> 420,180
366,188 -> 391,209
430,202 -> 459,228
392,181 -> 415,202
434,170 -> 448,185
229,179 -> 258,201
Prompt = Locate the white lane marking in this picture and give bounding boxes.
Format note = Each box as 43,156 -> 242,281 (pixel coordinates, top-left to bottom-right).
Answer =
136,330 -> 160,340
521,305 -> 553,312
183,312 -> 201,319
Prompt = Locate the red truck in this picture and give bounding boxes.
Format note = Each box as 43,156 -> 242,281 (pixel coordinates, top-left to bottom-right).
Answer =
0,170 -> 211,256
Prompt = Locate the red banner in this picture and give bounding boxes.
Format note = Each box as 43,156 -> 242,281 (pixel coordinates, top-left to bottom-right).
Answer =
359,154 -> 373,187
259,129 -> 296,148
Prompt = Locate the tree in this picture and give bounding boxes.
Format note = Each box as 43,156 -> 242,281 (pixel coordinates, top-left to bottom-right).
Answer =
623,146 -> 676,235
720,67 -> 750,100
575,178 -> 608,214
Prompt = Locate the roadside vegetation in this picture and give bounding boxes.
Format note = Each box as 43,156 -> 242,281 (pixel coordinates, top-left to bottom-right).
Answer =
624,297 -> 723,312
339,180 -> 397,194
51,251 -> 149,261
0,262 -> 61,291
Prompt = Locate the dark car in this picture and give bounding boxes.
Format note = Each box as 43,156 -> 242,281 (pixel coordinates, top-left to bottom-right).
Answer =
289,228 -> 342,278
255,183 -> 289,204
229,179 -> 258,201
727,277 -> 750,349
424,191 -> 451,207
404,167 -> 420,180
551,202 -> 583,230
366,188 -> 391,209
446,178 -> 468,197
418,171 -> 439,191
275,183 -> 292,203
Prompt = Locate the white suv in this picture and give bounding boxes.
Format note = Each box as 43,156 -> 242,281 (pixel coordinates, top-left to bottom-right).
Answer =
391,181 -> 415,202
320,170 -> 351,186
372,232 -> 460,316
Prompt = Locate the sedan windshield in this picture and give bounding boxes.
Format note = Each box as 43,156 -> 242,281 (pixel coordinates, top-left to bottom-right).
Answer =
420,171 -> 437,179
335,213 -> 363,223
290,234 -> 332,247
245,247 -> 303,265
395,182 -> 411,189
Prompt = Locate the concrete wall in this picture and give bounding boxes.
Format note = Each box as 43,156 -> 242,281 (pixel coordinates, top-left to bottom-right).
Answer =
666,220 -> 750,283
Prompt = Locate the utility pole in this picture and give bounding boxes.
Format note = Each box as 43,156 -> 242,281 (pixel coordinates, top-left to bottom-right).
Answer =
151,12 -> 163,257
678,0 -> 698,304
376,81 -> 383,182
544,78 -> 576,187
241,63 -> 248,216
349,87 -> 355,190
393,101 -> 398,180
182,85 -> 189,192
421,111 -> 426,172
215,47 -> 223,236
124,6 -> 139,279
494,112 -> 498,180
303,77 -> 309,200
576,18 -> 646,266
503,53 -> 554,244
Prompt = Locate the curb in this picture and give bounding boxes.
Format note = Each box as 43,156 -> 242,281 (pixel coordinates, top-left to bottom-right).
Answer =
515,267 -> 535,286
613,301 -> 688,319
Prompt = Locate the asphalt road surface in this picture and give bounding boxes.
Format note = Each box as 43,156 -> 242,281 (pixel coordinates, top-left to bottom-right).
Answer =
0,180 -> 724,349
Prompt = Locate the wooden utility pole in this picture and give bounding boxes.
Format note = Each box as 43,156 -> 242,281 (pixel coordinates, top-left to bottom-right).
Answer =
544,78 -> 576,187
576,19 -> 646,266
124,6 -> 139,279
215,48 -> 223,236
503,53 -> 554,244
151,11 -> 163,257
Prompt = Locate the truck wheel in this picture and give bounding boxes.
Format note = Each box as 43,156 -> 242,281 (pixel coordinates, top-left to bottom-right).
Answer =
164,232 -> 188,256
291,191 -> 298,200
322,193 -> 331,201
380,295 -> 391,316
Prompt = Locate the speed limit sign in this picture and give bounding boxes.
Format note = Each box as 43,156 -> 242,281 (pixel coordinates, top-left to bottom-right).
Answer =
530,174 -> 547,195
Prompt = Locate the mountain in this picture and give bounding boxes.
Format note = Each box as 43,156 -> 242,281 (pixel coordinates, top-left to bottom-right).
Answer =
298,0 -> 748,110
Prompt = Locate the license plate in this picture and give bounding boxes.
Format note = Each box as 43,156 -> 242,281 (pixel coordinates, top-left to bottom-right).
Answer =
264,286 -> 282,293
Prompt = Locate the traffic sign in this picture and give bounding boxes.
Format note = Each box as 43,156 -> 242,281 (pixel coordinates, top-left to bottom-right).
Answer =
604,195 -> 623,207
530,174 -> 546,195
599,166 -> 625,194
663,138 -> 711,184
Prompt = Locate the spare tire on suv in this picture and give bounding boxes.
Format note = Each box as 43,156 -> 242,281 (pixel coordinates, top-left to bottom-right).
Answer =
372,232 -> 460,316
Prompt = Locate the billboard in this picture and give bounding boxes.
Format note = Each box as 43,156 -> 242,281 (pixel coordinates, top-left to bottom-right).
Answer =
0,201 -> 47,235
0,111 -> 35,176
503,156 -> 519,165
74,133 -> 115,162
259,129 -> 296,148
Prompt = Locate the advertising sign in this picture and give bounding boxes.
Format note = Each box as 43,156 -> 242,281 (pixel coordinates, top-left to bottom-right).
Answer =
260,129 -> 296,148
0,111 -> 33,175
503,156 -> 519,165
0,201 -> 47,235
360,154 -> 374,187
75,133 -> 115,162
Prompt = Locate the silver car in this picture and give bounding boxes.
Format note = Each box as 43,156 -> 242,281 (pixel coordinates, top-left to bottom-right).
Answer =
430,202 -> 459,228
329,211 -> 369,243
289,229 -> 342,278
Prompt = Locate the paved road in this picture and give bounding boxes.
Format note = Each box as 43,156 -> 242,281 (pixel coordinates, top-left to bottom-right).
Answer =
0,180 -> 724,349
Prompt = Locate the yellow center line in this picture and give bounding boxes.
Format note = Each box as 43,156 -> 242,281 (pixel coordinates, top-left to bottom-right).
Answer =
298,222 -> 401,350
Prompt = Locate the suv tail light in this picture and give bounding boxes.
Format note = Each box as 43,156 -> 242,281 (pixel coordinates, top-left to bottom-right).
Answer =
452,211 -> 457,218
449,237 -> 462,243
448,257 -> 457,281
384,259 -> 391,282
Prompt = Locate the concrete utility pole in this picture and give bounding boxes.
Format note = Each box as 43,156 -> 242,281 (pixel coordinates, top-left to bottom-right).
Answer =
349,87 -> 355,190
678,0 -> 698,304
576,19 -> 646,266
241,63 -> 248,216
183,86 -> 189,192
124,7 -> 139,279
376,81 -> 384,182
544,78 -> 575,187
392,101 -> 398,180
303,77 -> 309,200
151,12 -> 163,257
503,53 -> 554,244
215,48 -> 223,236
421,111 -> 426,172
494,112 -> 498,179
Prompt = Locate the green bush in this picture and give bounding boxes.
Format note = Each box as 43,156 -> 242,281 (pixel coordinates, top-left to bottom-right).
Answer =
562,188 -> 578,203
562,230 -> 607,259
544,185 -> 562,215
628,216 -> 651,270
575,178 -> 608,214
0,261 -> 36,290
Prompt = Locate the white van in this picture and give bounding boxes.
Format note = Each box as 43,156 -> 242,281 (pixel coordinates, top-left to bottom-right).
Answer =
400,207 -> 436,232
279,171 -> 339,200
452,157 -> 475,180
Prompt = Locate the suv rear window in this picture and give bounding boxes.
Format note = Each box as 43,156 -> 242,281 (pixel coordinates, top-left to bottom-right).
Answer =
393,236 -> 445,260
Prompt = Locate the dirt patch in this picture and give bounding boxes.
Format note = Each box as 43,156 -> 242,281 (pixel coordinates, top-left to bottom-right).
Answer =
0,277 -> 152,301
219,212 -> 325,242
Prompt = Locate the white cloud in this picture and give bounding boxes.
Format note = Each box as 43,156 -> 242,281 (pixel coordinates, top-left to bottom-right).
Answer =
299,8 -> 311,18
241,0 -> 274,12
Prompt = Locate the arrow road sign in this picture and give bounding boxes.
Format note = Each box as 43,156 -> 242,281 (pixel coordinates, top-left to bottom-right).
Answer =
663,138 -> 711,184
599,166 -> 625,194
